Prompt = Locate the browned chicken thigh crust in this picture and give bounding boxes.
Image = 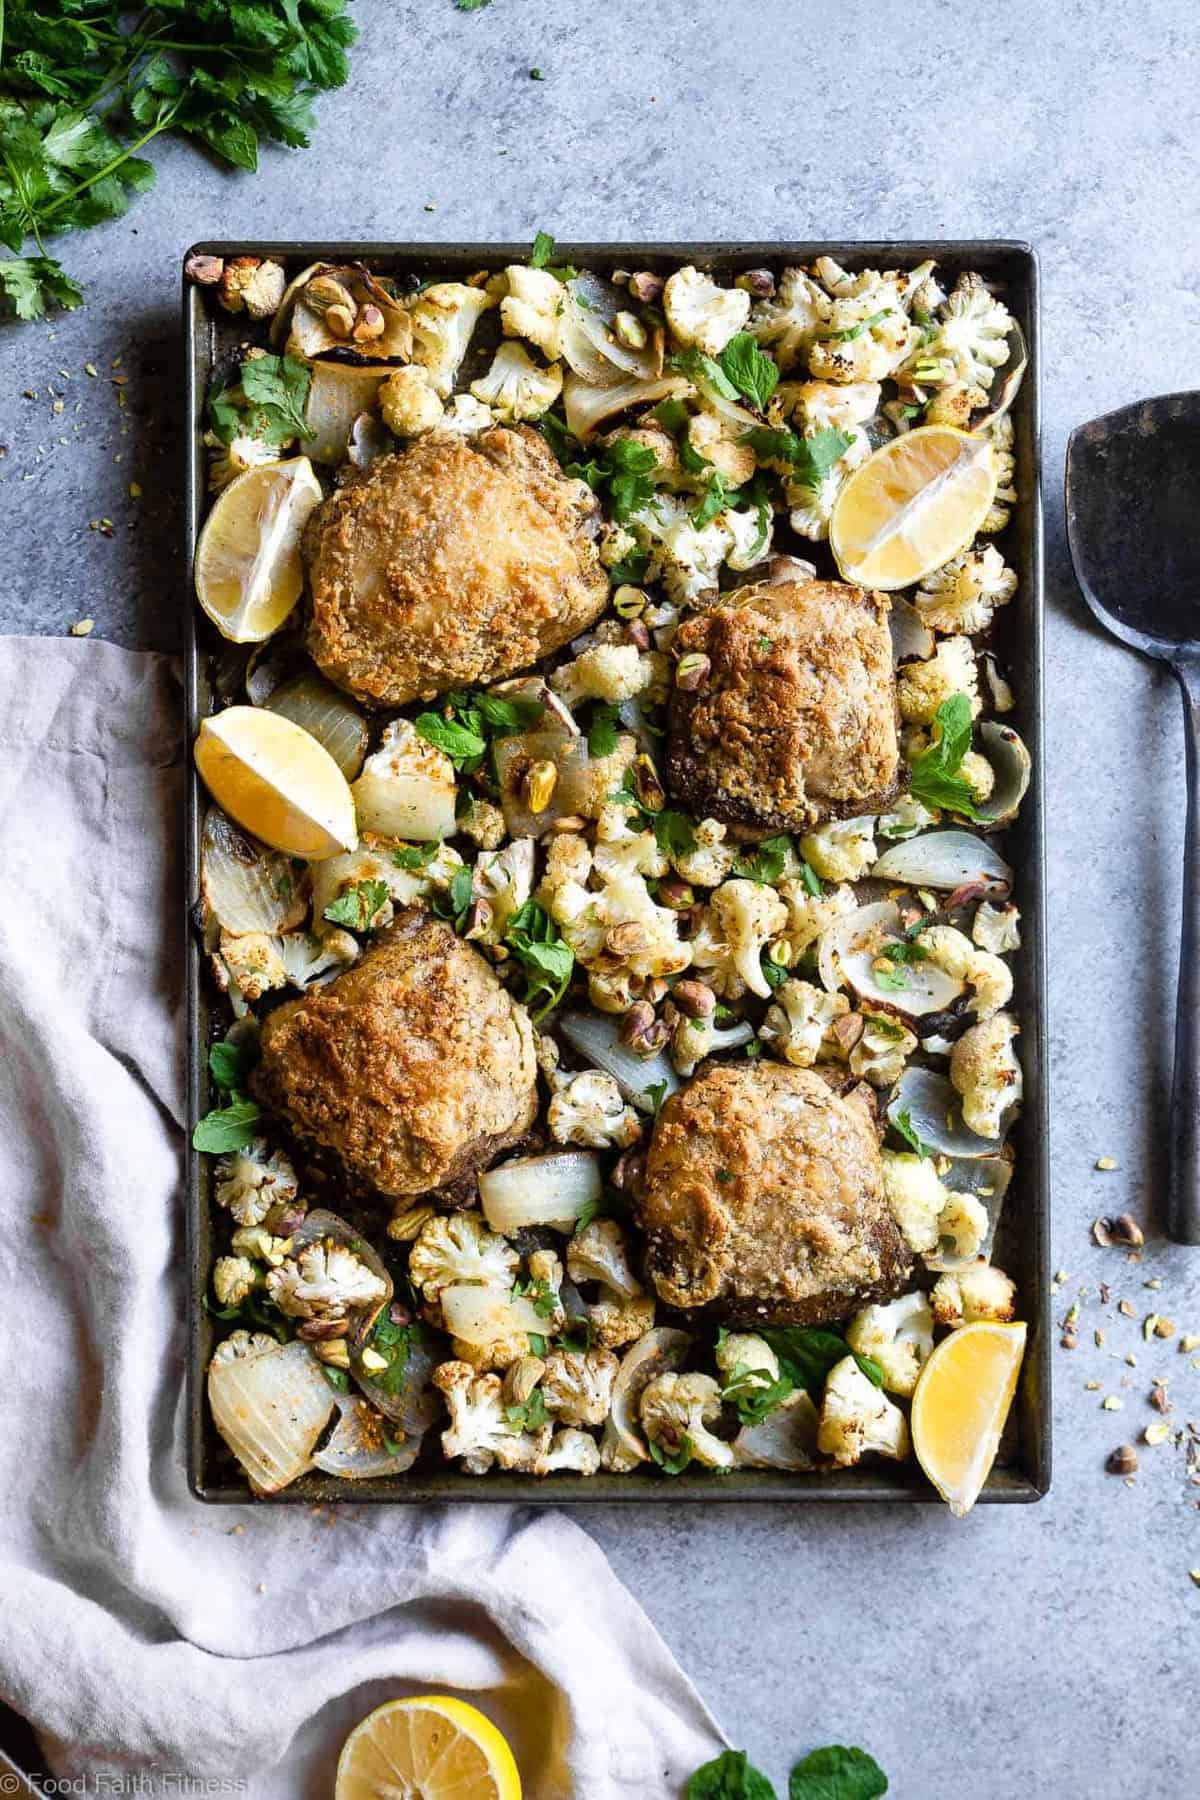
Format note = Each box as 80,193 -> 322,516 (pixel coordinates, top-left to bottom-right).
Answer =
637,1062 -> 911,1324
253,910 -> 538,1197
666,577 -> 903,833
302,425 -> 609,706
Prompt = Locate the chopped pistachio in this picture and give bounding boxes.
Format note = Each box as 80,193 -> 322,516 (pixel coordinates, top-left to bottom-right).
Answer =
1095,1155 -> 1118,1170
1102,1395 -> 1123,1411
1143,1421 -> 1172,1447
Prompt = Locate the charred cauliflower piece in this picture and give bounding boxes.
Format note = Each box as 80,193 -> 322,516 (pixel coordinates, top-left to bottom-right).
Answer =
254,910 -> 538,1197
817,1355 -> 910,1466
303,426 -> 608,706
666,579 -> 902,834
637,1062 -> 911,1326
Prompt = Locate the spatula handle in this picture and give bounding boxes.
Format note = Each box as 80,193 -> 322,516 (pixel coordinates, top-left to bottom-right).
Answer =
1169,657 -> 1200,1244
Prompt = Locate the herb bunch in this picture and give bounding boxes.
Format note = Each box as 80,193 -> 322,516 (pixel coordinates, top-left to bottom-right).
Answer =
0,0 -> 358,320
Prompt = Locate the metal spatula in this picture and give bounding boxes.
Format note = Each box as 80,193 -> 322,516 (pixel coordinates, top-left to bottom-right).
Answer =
1066,393 -> 1200,1244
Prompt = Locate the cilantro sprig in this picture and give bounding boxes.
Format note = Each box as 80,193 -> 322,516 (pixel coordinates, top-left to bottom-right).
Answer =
612,766 -> 697,858
0,2 -> 358,318
208,353 -> 314,448
741,424 -> 853,488
193,1031 -> 261,1152
503,899 -> 575,1020
415,689 -> 545,772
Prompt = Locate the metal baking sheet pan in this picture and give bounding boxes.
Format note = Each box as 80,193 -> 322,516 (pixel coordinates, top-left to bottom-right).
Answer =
184,241 -> 1048,1504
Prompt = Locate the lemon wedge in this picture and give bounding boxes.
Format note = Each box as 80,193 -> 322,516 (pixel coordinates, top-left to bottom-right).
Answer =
194,456 -> 322,643
195,706 -> 356,859
830,425 -> 997,590
910,1320 -> 1027,1517
335,1696 -> 522,1800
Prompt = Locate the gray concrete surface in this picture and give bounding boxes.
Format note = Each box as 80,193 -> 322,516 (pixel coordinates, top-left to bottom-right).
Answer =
2,1 -> 1199,1793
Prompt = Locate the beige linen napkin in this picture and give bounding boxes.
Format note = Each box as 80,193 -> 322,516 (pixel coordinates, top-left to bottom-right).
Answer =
0,637 -> 724,1797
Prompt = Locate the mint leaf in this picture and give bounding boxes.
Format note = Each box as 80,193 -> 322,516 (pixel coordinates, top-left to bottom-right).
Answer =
688,1748 -> 777,1799
908,692 -> 979,817
720,1365 -> 796,1426
414,712 -> 487,765
758,1327 -> 852,1397
432,865 -> 475,932
719,332 -> 779,411
323,879 -> 389,931
789,1745 -> 888,1800
668,346 -> 740,402
193,1097 -> 261,1154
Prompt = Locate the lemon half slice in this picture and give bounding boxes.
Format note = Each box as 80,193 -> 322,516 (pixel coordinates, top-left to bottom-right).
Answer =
335,1696 -> 522,1800
195,705 -> 357,859
910,1319 -> 1027,1518
830,425 -> 997,590
194,456 -> 322,643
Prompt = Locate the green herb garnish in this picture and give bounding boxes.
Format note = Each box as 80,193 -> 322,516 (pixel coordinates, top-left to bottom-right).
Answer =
718,331 -> 779,411
587,703 -> 623,759
741,424 -> 852,488
892,1107 -> 935,1158
733,833 -> 794,885
908,692 -> 980,817
503,899 -> 575,1020
323,879 -> 389,932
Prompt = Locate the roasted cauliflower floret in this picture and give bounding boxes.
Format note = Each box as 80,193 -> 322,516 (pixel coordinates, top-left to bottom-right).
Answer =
631,493 -> 732,608
408,1211 -> 519,1302
472,837 -> 536,941
535,1427 -> 602,1476
777,878 -> 858,954
982,412 -> 1018,534
973,901 -> 1021,954
567,1219 -> 643,1298
663,266 -> 750,356
550,642 -> 655,709
408,282 -> 496,397
686,410 -> 757,487
593,801 -> 668,880
439,393 -> 496,434
876,795 -> 940,840
470,341 -> 563,423
704,879 -> 789,1001
799,815 -> 878,882
849,1013 -> 917,1087
206,433 -> 284,492
212,1255 -> 259,1308
923,271 -> 1013,393
547,1069 -> 642,1150
936,1190 -> 990,1262
807,307 -> 916,385
915,543 -> 1018,636
760,978 -> 849,1068
668,1010 -> 756,1078
500,263 -> 568,360
217,256 -> 286,319
950,1011 -> 1023,1139
214,1140 -> 299,1229
378,365 -> 444,437
846,1290 -> 934,1397
670,817 -> 736,889
541,1346 -> 620,1426
723,501 -> 775,572
897,635 -> 981,725
433,1361 -> 547,1475
588,1292 -> 656,1350
217,931 -> 287,1004
640,1370 -> 735,1470
748,267 -> 832,369
714,1331 -> 780,1389
266,1240 -> 388,1321
817,1356 -> 910,1465
880,1150 -> 955,1255
917,924 -> 1013,1019
930,1261 -> 1017,1327
772,378 -> 881,434
277,928 -> 360,990
458,796 -> 507,851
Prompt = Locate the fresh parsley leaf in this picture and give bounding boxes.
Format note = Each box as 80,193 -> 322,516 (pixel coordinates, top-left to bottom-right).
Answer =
644,1079 -> 669,1117
719,332 -> 779,411
567,434 -> 659,522
653,396 -> 691,433
742,424 -> 853,489
758,1327 -> 855,1398
208,1036 -> 259,1094
687,1748 -> 777,1799
392,842 -> 441,872
788,1745 -> 888,1800
365,1315 -> 423,1396
204,1287 -> 288,1344
667,346 -> 740,402
539,410 -> 583,464
193,1097 -> 261,1154
761,954 -> 789,990
716,1169 -> 734,1185
587,703 -> 622,758
908,692 -> 980,817
0,255 -> 82,319
323,879 -> 389,932
432,865 -> 475,932
608,545 -> 651,585
733,834 -> 794,884
893,1107 -> 935,1158
511,1275 -> 560,1319
503,899 -> 575,1020
558,1315 -> 595,1352
653,809 -> 698,858
414,711 -> 487,765
690,469 -> 736,529
648,1434 -> 694,1476
473,692 -> 545,734
207,353 -> 313,448
505,1388 -> 547,1431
